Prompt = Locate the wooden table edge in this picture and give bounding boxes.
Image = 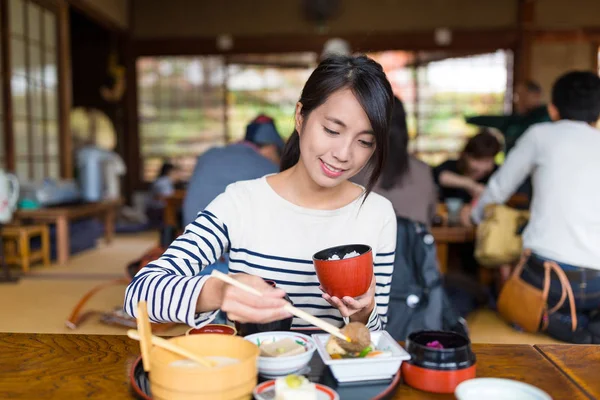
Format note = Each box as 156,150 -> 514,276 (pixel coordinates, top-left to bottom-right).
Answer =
533,344 -> 596,400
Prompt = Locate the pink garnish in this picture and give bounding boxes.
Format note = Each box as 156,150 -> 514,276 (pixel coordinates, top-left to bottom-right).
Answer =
426,341 -> 444,349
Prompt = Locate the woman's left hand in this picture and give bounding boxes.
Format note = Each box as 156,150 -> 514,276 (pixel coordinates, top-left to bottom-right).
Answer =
320,275 -> 376,321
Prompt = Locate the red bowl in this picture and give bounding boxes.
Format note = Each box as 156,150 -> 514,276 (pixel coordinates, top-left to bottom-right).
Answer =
401,362 -> 476,394
185,324 -> 237,336
312,244 -> 373,298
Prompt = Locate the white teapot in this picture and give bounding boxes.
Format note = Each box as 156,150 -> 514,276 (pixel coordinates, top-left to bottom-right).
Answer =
0,169 -> 19,223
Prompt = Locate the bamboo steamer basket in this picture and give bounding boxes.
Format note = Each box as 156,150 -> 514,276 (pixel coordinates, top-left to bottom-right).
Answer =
147,334 -> 259,400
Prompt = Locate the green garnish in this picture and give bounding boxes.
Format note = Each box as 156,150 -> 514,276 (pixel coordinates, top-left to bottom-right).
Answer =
359,346 -> 373,358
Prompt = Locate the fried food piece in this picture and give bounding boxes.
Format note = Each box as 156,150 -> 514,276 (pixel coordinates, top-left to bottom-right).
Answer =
336,322 -> 371,353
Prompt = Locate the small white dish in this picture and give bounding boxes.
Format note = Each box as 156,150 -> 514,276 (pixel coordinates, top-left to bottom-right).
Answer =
312,330 -> 410,383
253,379 -> 339,400
244,331 -> 316,378
455,378 -> 552,400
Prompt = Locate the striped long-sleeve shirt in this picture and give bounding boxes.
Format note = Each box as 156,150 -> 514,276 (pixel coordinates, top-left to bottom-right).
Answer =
124,176 -> 397,331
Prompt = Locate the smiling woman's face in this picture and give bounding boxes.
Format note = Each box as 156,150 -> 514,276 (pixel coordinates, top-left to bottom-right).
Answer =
295,88 -> 376,189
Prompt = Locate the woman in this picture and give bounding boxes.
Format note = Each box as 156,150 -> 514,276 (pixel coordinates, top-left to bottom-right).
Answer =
354,96 -> 437,226
433,130 -> 501,204
124,55 -> 397,331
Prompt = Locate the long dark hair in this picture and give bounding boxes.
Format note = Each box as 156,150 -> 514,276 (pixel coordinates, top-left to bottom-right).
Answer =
379,96 -> 410,190
280,55 -> 394,199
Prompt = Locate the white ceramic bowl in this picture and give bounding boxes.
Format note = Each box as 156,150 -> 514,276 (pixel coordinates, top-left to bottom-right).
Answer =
244,332 -> 316,378
455,378 -> 552,400
312,330 -> 411,383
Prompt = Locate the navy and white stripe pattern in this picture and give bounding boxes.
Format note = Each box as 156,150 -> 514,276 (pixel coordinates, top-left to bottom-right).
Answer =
124,211 -> 229,326
124,177 -> 397,331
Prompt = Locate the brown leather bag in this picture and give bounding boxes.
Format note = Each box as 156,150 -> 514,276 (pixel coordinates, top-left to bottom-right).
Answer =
497,250 -> 577,333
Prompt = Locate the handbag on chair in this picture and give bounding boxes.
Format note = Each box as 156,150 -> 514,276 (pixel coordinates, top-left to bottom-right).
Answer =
496,250 -> 577,333
474,204 -> 530,267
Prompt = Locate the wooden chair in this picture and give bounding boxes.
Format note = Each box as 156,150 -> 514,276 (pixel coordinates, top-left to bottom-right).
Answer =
1,225 -> 50,273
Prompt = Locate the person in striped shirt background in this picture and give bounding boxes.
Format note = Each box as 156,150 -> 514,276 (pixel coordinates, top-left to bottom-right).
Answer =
124,55 -> 399,332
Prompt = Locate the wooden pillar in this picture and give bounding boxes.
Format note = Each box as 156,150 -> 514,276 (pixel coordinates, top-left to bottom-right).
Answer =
514,0 -> 536,86
0,0 -> 15,171
57,0 -> 73,178
124,0 -> 140,200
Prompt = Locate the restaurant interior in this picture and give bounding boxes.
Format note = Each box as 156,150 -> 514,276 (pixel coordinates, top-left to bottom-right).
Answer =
1,0 -> 600,398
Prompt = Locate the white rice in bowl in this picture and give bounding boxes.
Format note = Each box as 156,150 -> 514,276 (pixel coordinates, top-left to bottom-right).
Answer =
327,250 -> 360,261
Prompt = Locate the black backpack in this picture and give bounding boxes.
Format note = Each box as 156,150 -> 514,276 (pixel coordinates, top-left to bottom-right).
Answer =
385,217 -> 469,341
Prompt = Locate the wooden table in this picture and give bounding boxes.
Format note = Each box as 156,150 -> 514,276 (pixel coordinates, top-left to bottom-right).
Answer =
13,199 -> 122,265
535,344 -> 600,400
0,333 -> 593,399
395,343 -> 590,399
431,225 -> 475,274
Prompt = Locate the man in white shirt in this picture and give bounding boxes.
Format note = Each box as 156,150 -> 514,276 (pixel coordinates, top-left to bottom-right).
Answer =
471,71 -> 600,343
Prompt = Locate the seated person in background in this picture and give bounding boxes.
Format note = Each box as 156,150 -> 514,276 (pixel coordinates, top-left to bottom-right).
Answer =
146,161 -> 180,226
471,71 -> 600,344
433,130 -> 501,206
354,96 -> 437,227
433,132 -> 500,279
465,80 -> 550,200
182,114 -> 284,227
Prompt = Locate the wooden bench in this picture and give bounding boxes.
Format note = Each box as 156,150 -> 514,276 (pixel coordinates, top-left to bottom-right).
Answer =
12,199 -> 122,265
1,225 -> 50,273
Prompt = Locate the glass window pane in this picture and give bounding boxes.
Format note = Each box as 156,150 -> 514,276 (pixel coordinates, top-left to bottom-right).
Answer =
45,87 -> 57,119
14,119 -> 28,156
47,120 -> 59,157
32,122 -> 43,157
28,3 -> 41,43
29,44 -> 42,83
10,37 -> 26,76
44,49 -> 57,88
32,161 -> 45,181
16,159 -> 29,181
30,83 -> 43,119
9,0 -> 24,36
44,11 -> 56,49
48,157 -> 60,179
11,75 -> 28,117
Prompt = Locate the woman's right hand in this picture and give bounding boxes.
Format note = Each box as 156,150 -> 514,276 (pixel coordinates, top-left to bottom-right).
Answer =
218,274 -> 292,324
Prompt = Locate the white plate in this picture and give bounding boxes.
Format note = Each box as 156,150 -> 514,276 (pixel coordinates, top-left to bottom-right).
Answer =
253,379 -> 339,400
455,378 -> 552,400
312,330 -> 410,383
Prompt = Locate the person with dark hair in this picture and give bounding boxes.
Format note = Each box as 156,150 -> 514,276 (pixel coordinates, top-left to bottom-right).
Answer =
472,71 -> 600,343
433,130 -> 501,204
125,55 -> 397,332
465,80 -> 550,156
354,96 -> 437,226
182,114 -> 283,227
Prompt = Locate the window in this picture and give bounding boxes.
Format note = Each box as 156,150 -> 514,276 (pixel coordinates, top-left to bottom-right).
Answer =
370,50 -> 511,166
138,57 -> 227,181
9,0 -> 60,181
138,51 -> 510,181
138,54 -> 314,182
226,53 -> 315,142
